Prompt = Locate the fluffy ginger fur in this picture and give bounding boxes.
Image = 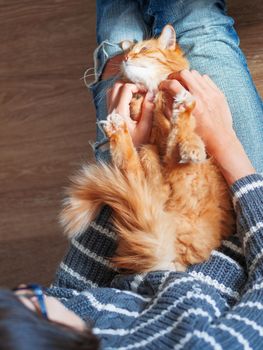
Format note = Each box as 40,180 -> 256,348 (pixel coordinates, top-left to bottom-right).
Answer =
61,25 -> 235,273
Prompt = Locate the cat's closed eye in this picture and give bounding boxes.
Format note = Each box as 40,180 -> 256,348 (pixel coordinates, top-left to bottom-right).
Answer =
140,47 -> 148,53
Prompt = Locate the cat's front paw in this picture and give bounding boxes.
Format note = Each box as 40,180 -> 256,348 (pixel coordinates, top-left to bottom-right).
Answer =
172,89 -> 195,122
99,111 -> 128,138
179,138 -> 206,163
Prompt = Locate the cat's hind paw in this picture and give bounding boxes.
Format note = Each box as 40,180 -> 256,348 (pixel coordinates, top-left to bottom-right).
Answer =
179,138 -> 206,163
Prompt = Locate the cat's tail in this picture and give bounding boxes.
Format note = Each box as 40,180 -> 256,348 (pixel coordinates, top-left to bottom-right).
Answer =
60,162 -> 177,272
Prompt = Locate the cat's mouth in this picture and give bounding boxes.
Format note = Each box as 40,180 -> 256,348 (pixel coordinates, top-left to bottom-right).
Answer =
122,61 -> 147,79
122,61 -> 162,91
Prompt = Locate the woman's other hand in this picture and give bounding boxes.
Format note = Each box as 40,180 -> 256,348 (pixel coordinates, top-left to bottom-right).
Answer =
107,82 -> 155,147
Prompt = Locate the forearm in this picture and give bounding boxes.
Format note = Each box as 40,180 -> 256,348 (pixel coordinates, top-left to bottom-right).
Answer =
209,132 -> 255,186
208,128 -> 263,282
230,173 -> 263,286
182,175 -> 263,347
214,131 -> 263,283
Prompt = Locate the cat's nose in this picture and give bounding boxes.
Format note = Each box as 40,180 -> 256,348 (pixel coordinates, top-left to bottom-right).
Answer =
124,55 -> 129,61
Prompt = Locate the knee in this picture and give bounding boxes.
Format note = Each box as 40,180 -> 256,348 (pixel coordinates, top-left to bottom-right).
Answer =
96,1 -> 148,45
97,27 -> 145,48
175,0 -> 233,33
152,0 -> 232,37
185,0 -> 226,11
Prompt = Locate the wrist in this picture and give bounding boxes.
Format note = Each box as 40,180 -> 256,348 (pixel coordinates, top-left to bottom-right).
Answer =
209,134 -> 255,186
206,128 -> 237,157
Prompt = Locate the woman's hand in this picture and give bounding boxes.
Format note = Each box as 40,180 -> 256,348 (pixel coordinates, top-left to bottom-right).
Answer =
107,82 -> 155,147
159,70 -> 255,185
160,69 -> 235,155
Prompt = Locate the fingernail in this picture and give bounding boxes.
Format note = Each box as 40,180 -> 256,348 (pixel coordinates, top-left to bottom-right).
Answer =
147,91 -> 156,102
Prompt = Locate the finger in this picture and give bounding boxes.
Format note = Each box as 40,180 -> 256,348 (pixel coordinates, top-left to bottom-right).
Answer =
159,80 -> 188,119
202,74 -> 220,92
159,79 -> 186,96
176,69 -> 204,96
190,69 -> 213,94
137,92 -> 155,136
119,83 -> 139,107
135,82 -> 148,93
122,83 -> 140,95
115,83 -> 139,118
107,81 -> 125,111
168,71 -> 180,80
167,71 -> 187,89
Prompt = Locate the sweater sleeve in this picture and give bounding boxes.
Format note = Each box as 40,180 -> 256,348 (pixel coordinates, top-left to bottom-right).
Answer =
52,206 -> 119,290
174,174 -> 263,350
231,173 -> 263,286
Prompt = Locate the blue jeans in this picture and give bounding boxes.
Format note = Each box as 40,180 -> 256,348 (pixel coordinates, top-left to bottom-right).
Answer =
89,0 -> 263,172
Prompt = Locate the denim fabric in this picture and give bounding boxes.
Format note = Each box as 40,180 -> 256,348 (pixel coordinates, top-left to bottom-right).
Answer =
89,0 -> 151,161
89,77 -> 116,161
90,0 -> 263,171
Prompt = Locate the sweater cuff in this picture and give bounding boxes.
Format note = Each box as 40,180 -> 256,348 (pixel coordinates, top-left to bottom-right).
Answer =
230,173 -> 263,209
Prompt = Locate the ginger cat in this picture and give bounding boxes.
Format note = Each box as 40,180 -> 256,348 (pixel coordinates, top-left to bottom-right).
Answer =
61,25 -> 235,273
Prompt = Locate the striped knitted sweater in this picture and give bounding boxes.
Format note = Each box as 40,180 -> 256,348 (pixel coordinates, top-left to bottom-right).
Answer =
48,173 -> 263,350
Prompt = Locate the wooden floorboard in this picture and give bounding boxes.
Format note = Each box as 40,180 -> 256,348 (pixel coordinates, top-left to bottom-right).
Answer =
228,1 -> 263,93
0,0 -> 97,287
0,0 -> 262,287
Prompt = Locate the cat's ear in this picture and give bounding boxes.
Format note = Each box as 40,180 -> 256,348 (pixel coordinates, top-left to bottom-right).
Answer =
158,25 -> 176,50
120,40 -> 134,51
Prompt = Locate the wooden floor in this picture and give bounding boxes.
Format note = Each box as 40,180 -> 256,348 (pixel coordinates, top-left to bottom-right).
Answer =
0,1 -> 262,288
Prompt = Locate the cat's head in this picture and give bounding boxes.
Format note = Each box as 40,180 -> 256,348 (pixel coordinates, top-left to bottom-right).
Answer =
121,25 -> 189,91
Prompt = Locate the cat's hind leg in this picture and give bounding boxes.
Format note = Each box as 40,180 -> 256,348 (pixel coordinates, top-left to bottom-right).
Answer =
139,144 -> 169,194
